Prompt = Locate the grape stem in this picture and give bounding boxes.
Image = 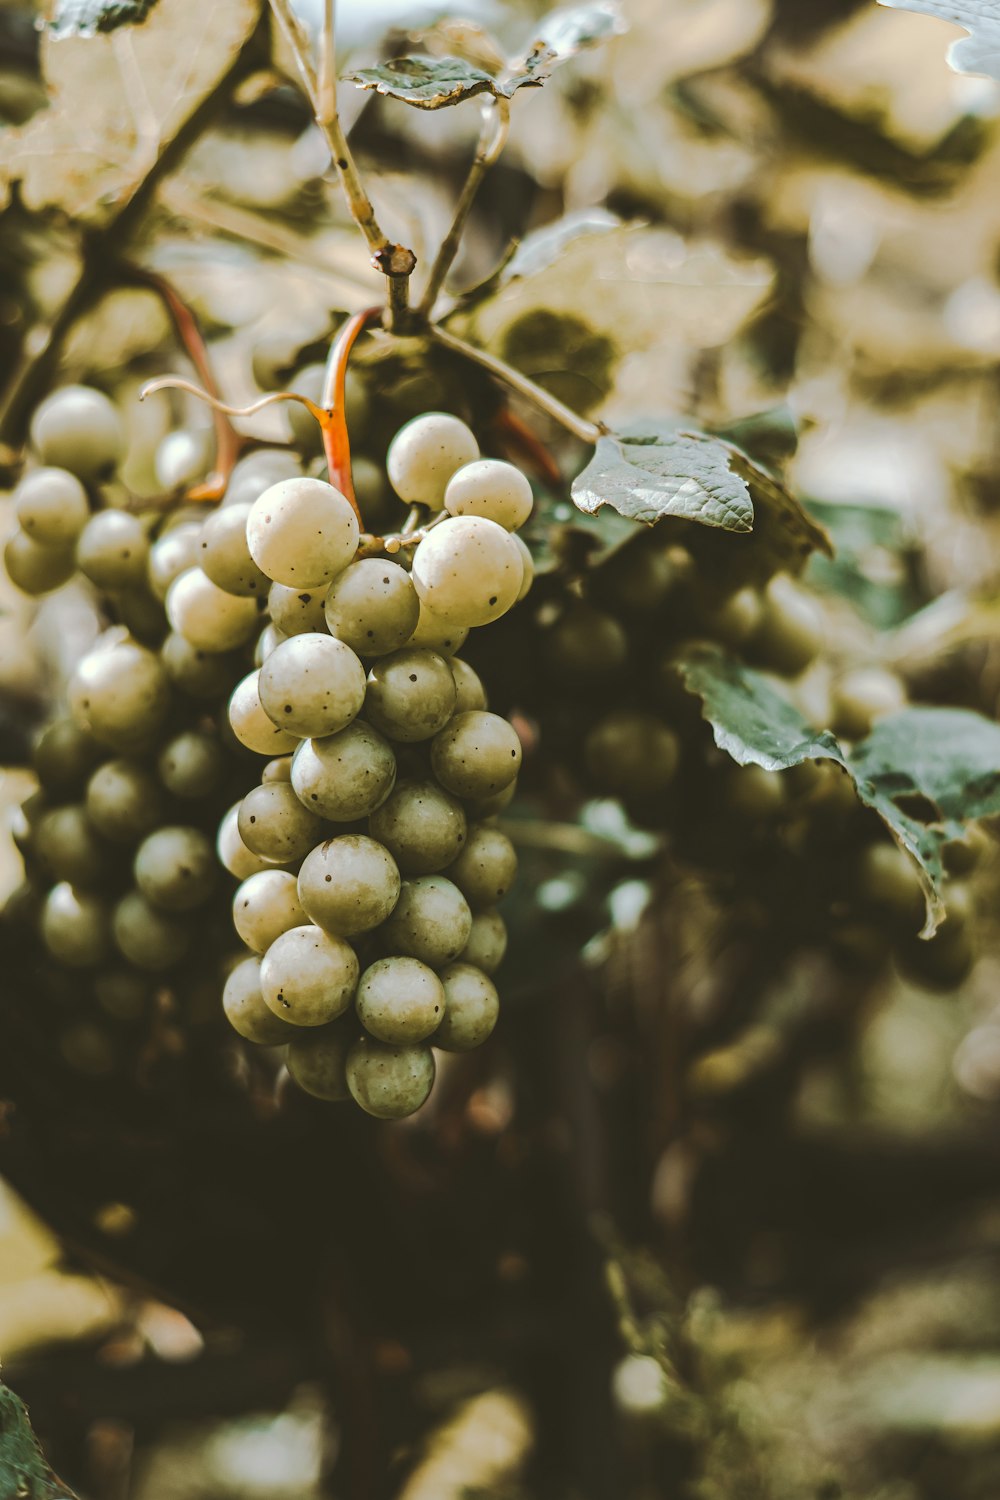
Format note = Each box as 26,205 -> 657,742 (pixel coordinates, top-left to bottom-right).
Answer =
320,306 -> 383,525
419,96 -> 511,319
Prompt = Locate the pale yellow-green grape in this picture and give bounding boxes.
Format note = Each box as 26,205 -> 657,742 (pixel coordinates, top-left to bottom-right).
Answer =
113,890 -> 191,970
232,869 -> 306,953
444,458 -> 533,530
380,875 -> 472,969
364,648 -> 457,742
223,955 -> 298,1044
166,567 -> 261,652
33,718 -> 102,797
246,477 -> 359,587
465,779 -> 518,821
369,780 -> 467,875
830,667 -> 907,741
583,711 -> 679,798
15,467 -> 90,547
34,805 -> 110,888
238,782 -> 325,863
355,956 -> 445,1044
148,522 -> 203,601
711,586 -> 763,648
30,385 -> 125,480
386,412 -> 479,508
258,633 -> 366,739
752,576 -> 824,678
430,711 -> 522,800
725,764 -> 786,821
41,882 -> 110,968
446,824 -> 517,910
4,529 -> 76,595
217,802 -> 276,880
161,632 -> 241,699
290,721 -> 396,822
297,834 -> 400,937
511,534 -> 533,602
86,759 -> 165,843
261,756 -> 293,784
458,909 -> 507,974
345,1035 -> 435,1118
69,630 -> 171,752
267,583 -> 328,636
286,1025 -> 353,1100
260,924 -> 358,1026
857,841 -> 925,930
411,516 -> 522,627
76,510 -> 150,591
197,502 -> 269,598
228,670 -> 301,756
405,603 -> 468,656
157,730 -> 226,800
434,963 -> 499,1051
223,448 -> 302,509
134,826 -> 216,912
254,624 -> 287,667
449,658 -> 487,714
324,558 -> 419,656
154,427 -> 213,492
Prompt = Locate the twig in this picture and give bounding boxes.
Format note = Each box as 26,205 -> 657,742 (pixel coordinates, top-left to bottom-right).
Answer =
430,325 -> 606,445
419,97 -> 511,318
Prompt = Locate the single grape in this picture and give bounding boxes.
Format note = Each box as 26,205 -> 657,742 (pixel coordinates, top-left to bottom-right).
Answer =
364,649 -> 457,743
76,510 -> 150,591
297,834 -> 400,936
286,1024 -> 354,1100
726,764 -> 785,820
157,729 -> 226,800
246,476 -> 359,587
260,924 -> 359,1026
15,467 -> 90,547
346,1035 -> 435,1118
411,516 -> 522,627
856,841 -> 924,929
147,522 -> 203,601
33,717 -> 102,797
380,875 -> 472,969
41,882 -> 110,968
386,412 -> 479,508
446,824 -> 517,909
68,630 -> 171,752
166,567 -> 261,652
86,759 -> 165,843
324,558 -> 419,657
35,804 -> 111,887
30,385 -> 125,480
583,712 -> 679,798
369,780 -> 467,875
223,955 -> 298,1044
449,657 -> 487,714
444,458 -> 533,530
356,956 -> 445,1044
590,541 -> 676,618
228,670 -> 301,756
290,721 -> 396,822
134,825 -> 216,912
4,529 -> 75,595
543,603 -> 627,678
710,586 -> 763,648
224,448 -> 302,509
161,631 -> 241,699
233,868 -> 306,953
406,604 -> 468,656
262,755 -> 293,784
198,502 -> 269,597
459,909 -> 507,974
154,427 -> 213,491
258,633 -> 366,739
751,576 -> 823,677
466,778 -> 517,820
217,802 -> 276,880
113,890 -> 191,970
430,711 -> 522,800
511,534 -> 533,602
267,583 -> 328,636
239,781 -> 325,864
434,963 -> 499,1051
831,667 -> 907,741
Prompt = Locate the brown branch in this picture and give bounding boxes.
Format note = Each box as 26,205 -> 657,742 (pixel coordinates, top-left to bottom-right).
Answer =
319,306 -> 382,525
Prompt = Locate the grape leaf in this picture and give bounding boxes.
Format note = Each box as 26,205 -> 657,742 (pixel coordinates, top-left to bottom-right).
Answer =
50,0 -> 158,39
0,1382 -> 79,1499
877,1 -> 1000,82
346,55 -> 543,109
519,1 -> 628,76
676,645 -> 1000,935
571,422 -> 755,532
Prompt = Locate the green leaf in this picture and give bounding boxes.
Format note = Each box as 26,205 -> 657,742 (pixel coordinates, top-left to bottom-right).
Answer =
520,1 -> 628,76
500,210 -> 622,286
877,1 -> 1000,82
50,0 -> 158,38
711,407 -> 800,471
571,422 -> 755,532
806,500 -> 921,628
0,1382 -> 78,1499
345,56 -> 502,109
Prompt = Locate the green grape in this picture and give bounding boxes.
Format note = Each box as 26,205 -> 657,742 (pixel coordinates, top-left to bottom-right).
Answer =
710,586 -> 763,648
228,670 -> 301,756
430,711 -> 522,800
161,631 -> 241,699
111,584 -> 168,647
380,875 -> 472,969
751,576 -> 823,677
69,630 -> 171,752
113,889 -> 191,970
406,603 -> 468,656
351,455 -> 398,532
411,516 -> 522,627
466,778 -> 517,820
41,882 -> 110,968
262,755 -> 293,784
134,825 -> 216,912
35,804 -> 112,887
286,1024 -> 354,1100
223,955 -> 298,1044
290,721 -> 396,822
323,558 -> 419,657
224,448 -> 302,510
4,528 -> 76,595
346,1035 -> 435,1118
232,868 -> 306,953
197,502 -> 269,597
726,764 -> 786,820
154,427 -> 213,491
590,540 -> 677,618
443,458 -> 533,531
217,802 -> 276,880
166,567 -> 261,652
15,466 -> 90,547
260,924 -> 359,1026
355,956 -> 445,1044
543,603 -> 627,678
369,780 -> 467,875
434,963 -> 499,1052
458,909 -> 507,974
830,667 -> 907,741
446,824 -> 516,909
258,633 -> 366,739
30,385 -> 125,480
583,712 -> 679,798
386,412 -> 479,508
157,729 -> 226,800
238,781 -> 325,863
857,841 -> 924,930
364,648 -> 457,743
511,533 -> 533,602
94,969 -> 150,1021
86,759 -> 165,843
147,522 -> 203,601
246,476 -> 359,587
267,583 -> 328,636
297,834 -> 400,936
33,717 -> 102,797
75,510 -> 150,591
254,623 -> 287,666
449,657 -> 487,714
